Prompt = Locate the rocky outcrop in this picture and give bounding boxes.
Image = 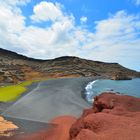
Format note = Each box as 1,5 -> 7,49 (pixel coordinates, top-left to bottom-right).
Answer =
69,92 -> 140,140
111,72 -> 132,80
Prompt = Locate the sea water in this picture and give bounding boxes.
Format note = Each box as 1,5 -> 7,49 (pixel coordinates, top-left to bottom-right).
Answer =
85,78 -> 140,103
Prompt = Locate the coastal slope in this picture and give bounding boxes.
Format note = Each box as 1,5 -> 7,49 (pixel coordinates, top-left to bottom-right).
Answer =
0,48 -> 140,85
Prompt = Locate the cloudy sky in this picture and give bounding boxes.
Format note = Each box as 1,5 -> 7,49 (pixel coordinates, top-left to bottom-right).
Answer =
0,0 -> 140,71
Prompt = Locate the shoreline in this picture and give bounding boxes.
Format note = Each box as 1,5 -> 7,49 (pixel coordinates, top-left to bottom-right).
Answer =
0,77 -> 100,137
2,77 -> 101,122
1,77 -> 140,139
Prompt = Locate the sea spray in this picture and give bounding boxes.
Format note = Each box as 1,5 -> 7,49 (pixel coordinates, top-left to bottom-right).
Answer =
85,80 -> 98,103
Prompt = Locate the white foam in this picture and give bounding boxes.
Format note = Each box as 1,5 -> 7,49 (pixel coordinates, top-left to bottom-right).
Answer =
85,80 -> 98,103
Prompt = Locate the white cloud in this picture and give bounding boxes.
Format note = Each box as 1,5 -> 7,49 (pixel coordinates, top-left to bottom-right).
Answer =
85,10 -> 140,70
93,11 -> 140,44
80,16 -> 87,24
0,5 -> 25,33
0,0 -> 140,70
1,0 -> 31,6
31,2 -> 63,22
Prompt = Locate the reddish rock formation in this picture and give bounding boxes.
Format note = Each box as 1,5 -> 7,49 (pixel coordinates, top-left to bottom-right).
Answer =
69,92 -> 140,140
49,116 -> 76,140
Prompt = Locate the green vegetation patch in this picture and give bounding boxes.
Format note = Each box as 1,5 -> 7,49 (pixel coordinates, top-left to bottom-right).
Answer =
0,81 -> 33,102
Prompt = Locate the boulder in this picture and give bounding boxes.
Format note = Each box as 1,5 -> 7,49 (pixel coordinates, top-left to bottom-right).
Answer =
111,72 -> 132,80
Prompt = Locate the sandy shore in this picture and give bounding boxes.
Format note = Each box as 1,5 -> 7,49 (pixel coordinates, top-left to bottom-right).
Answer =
2,77 -> 99,123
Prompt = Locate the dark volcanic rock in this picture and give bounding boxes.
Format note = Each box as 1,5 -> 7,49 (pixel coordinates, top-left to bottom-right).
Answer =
111,71 -> 132,80
69,92 -> 140,140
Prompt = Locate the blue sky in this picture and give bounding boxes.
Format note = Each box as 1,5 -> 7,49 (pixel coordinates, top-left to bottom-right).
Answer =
0,0 -> 140,71
21,0 -> 140,30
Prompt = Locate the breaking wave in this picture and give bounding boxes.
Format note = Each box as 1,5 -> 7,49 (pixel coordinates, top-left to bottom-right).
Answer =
85,80 -> 99,103
85,78 -> 140,104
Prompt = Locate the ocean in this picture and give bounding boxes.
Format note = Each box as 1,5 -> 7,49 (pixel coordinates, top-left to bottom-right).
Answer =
85,78 -> 140,103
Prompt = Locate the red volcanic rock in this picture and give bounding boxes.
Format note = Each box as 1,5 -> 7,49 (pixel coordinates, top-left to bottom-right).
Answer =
74,129 -> 99,140
70,92 -> 140,140
93,92 -> 140,113
47,116 -> 76,140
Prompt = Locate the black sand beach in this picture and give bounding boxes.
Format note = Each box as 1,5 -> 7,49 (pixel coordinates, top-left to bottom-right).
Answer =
5,117 -> 54,133
2,77 -> 98,123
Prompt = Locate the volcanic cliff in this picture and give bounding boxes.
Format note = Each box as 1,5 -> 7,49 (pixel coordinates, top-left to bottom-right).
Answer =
69,92 -> 140,140
0,48 -> 140,85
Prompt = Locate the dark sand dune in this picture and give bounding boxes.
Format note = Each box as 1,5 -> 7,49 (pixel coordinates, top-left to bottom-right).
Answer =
2,77 -> 95,122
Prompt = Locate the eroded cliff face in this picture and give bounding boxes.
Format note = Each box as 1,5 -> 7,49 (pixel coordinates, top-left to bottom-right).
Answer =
0,48 -> 140,86
69,92 -> 140,140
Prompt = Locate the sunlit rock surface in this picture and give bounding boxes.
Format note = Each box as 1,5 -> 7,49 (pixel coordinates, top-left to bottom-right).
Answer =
0,116 -> 18,137
69,92 -> 140,140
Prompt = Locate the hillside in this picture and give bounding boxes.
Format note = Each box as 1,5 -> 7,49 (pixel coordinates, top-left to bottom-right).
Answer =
0,48 -> 139,85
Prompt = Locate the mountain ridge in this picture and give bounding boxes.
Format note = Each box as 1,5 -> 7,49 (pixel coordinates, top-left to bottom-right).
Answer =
0,48 -> 128,65
0,48 -> 139,85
